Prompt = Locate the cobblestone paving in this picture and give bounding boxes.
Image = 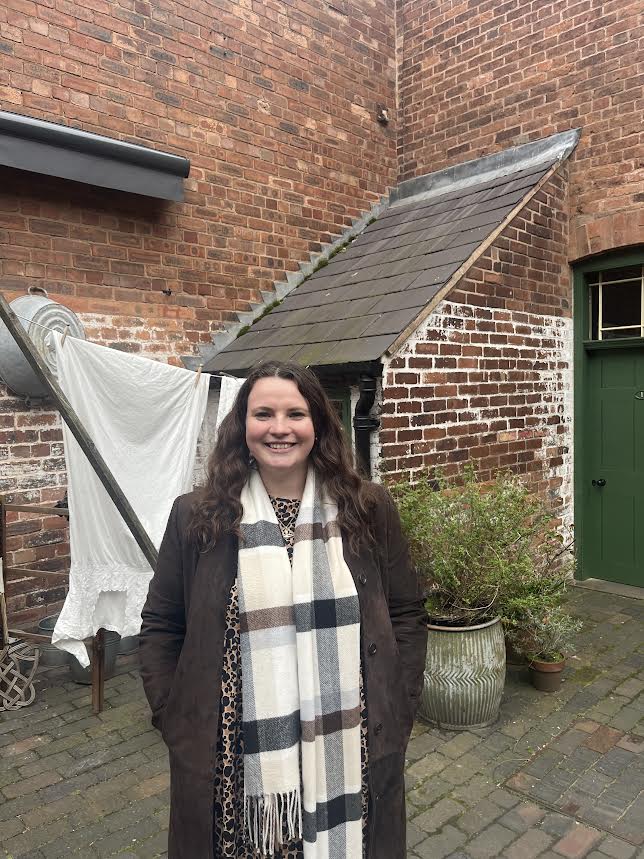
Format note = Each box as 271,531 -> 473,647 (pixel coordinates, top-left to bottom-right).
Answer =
0,587 -> 642,858
406,589 -> 643,859
506,721 -> 643,845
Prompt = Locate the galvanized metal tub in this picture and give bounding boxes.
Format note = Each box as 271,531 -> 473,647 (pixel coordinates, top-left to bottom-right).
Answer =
118,634 -> 139,655
0,287 -> 85,398
418,616 -> 506,730
68,632 -> 120,685
37,614 -> 69,667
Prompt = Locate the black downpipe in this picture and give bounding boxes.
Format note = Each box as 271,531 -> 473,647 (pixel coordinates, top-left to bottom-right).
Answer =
353,374 -> 380,478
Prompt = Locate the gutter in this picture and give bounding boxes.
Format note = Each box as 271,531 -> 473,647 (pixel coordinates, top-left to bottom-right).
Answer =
0,110 -> 190,201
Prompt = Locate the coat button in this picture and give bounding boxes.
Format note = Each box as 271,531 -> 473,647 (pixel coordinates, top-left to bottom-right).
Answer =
358,574 -> 367,586
374,722 -> 383,735
368,642 -> 377,655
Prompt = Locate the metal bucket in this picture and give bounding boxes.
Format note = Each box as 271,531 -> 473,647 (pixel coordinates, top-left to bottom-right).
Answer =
68,631 -> 120,685
418,616 -> 506,730
118,635 -> 139,655
0,287 -> 85,398
37,614 -> 69,667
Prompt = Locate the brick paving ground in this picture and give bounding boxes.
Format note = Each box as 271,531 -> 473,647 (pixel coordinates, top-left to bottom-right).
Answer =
0,586 -> 642,859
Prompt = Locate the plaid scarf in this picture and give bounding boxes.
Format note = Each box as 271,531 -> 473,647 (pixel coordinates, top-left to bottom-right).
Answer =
238,467 -> 362,858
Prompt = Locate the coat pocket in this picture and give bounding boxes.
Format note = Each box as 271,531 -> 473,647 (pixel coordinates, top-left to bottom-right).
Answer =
389,637 -> 415,743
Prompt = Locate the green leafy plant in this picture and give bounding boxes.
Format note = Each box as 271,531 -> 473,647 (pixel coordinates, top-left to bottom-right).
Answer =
389,467 -> 575,628
519,607 -> 583,662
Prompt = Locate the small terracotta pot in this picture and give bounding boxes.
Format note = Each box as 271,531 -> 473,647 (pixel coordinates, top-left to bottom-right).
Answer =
529,657 -> 565,692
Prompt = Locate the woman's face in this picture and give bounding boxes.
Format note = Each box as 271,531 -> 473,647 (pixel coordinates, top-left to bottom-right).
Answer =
245,377 -> 315,480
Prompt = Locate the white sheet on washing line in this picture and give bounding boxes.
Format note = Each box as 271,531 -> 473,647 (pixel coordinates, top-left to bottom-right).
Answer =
51,334 -> 209,667
215,374 -> 244,436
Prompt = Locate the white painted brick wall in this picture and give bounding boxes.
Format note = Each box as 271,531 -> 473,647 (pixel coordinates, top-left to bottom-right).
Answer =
380,299 -> 574,527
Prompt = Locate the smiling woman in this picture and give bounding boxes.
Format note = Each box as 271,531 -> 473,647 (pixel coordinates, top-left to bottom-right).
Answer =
245,377 -> 316,499
139,361 -> 428,859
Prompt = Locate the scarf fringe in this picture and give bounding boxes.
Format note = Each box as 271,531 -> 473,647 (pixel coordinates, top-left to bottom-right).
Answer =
244,788 -> 302,856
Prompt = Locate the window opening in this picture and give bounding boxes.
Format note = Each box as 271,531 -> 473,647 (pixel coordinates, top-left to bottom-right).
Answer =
587,264 -> 644,341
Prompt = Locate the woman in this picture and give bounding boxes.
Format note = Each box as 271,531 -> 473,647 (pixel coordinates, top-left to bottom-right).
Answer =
139,361 -> 427,859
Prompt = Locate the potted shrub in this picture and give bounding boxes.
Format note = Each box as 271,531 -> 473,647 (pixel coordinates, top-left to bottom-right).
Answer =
514,607 -> 582,692
500,526 -> 576,662
390,467 -> 575,729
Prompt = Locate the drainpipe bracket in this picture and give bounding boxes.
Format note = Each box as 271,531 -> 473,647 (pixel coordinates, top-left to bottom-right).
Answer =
353,416 -> 380,431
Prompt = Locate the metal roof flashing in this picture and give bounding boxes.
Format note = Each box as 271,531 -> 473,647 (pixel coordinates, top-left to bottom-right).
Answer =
391,128 -> 581,208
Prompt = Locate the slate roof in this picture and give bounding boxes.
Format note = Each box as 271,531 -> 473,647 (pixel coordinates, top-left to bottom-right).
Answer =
205,130 -> 580,374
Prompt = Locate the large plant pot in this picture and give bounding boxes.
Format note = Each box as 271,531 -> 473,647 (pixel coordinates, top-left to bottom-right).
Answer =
529,657 -> 564,692
418,616 -> 506,730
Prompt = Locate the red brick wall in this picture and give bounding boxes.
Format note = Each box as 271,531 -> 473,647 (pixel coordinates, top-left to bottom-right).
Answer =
397,0 -> 643,256
3,0 -> 639,624
1,397 -> 69,630
1,0 -> 397,336
0,0 -> 397,629
380,168 -> 573,519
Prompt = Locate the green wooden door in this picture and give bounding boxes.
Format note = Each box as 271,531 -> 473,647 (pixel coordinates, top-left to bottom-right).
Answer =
584,345 -> 644,586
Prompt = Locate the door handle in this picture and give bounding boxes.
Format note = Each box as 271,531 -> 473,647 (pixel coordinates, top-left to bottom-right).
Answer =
592,479 -> 606,487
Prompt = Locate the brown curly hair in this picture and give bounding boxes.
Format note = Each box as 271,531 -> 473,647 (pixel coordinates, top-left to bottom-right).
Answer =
189,361 -> 377,553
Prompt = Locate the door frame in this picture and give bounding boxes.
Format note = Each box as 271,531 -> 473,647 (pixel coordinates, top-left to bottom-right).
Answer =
573,249 -> 644,581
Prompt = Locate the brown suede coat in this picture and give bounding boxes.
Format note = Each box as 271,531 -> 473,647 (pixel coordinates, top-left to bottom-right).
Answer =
139,484 -> 427,859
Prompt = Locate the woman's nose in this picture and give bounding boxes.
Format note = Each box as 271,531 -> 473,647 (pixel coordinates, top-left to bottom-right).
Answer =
268,416 -> 289,434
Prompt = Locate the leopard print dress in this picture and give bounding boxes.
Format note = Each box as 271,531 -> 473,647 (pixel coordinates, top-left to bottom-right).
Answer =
213,496 -> 370,858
